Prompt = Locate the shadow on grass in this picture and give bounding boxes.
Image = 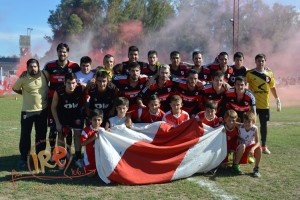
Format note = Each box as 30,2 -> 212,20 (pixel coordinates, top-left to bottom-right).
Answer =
0,154 -> 118,187
191,166 -> 254,182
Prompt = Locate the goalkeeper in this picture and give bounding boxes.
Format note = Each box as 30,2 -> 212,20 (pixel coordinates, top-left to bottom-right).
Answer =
246,53 -> 281,155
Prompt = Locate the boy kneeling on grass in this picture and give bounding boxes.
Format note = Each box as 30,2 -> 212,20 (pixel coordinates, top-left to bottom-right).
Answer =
81,109 -> 105,175
232,111 -> 262,177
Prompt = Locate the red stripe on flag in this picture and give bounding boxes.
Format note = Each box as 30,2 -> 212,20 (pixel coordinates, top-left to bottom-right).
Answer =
108,119 -> 204,184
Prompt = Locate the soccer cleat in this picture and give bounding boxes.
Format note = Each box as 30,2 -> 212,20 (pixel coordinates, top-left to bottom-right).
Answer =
253,167 -> 261,177
75,159 -> 84,168
262,147 -> 271,155
232,164 -> 243,175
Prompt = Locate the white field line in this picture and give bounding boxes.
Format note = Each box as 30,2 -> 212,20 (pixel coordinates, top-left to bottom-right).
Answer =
188,177 -> 239,200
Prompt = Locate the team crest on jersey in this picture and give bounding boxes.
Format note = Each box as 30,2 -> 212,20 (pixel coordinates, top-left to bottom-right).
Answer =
181,71 -> 184,75
65,100 -> 68,103
244,102 -> 249,106
195,92 -> 198,95
140,85 -> 143,89
266,77 -> 270,83
125,87 -> 128,89
168,88 -> 171,92
204,75 -> 207,79
68,68 -> 72,73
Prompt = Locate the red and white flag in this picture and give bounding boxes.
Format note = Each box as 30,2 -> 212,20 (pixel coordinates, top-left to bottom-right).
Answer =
95,119 -> 226,184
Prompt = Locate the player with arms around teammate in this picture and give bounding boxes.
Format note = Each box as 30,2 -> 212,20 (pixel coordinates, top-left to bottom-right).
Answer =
44,43 -> 80,159
223,76 -> 256,120
246,53 -> 281,154
51,73 -> 85,168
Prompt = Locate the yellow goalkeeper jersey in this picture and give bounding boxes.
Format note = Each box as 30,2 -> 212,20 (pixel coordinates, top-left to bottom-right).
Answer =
246,68 -> 275,109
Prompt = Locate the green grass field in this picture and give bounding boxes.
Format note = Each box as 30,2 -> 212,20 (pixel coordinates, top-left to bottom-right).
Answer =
0,95 -> 299,199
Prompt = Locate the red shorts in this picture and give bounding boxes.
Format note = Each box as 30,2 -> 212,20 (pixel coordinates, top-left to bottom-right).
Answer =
239,144 -> 262,164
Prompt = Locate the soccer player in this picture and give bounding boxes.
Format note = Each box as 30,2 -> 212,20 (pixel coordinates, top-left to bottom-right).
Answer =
191,51 -> 210,82
173,69 -> 203,116
246,53 -> 281,154
51,73 -> 85,168
223,76 -> 256,120
96,54 -> 114,80
169,51 -> 190,79
86,71 -> 117,126
141,50 -> 160,76
195,100 -> 222,128
44,43 -> 80,159
113,46 -> 148,75
76,56 -> 94,86
201,70 -> 227,117
208,52 -> 234,83
162,95 -> 190,127
232,112 -> 262,177
112,62 -> 148,111
228,52 -> 248,86
131,94 -> 165,123
13,58 -> 48,169
137,64 -> 175,112
81,109 -> 105,174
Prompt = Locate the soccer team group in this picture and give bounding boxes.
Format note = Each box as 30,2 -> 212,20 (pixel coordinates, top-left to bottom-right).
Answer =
13,43 -> 281,178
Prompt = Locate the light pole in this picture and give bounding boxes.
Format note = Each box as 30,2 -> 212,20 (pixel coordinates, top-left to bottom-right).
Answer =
232,0 -> 240,55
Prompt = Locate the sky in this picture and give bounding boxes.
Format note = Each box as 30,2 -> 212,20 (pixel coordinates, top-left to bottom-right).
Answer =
0,0 -> 299,58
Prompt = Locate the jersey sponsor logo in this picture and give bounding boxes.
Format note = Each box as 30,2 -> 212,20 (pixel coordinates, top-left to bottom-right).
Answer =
68,68 -> 72,73
95,103 -> 109,109
64,103 -> 79,109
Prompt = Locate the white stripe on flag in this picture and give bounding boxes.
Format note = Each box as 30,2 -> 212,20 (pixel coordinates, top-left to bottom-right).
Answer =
172,125 -> 226,180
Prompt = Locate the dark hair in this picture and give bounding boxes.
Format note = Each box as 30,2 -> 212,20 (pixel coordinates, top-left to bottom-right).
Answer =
255,53 -> 266,61
128,62 -> 141,70
103,54 -> 113,62
235,76 -> 246,83
96,70 -> 109,79
211,70 -> 224,79
56,43 -> 69,52
114,97 -> 129,107
192,51 -> 202,59
128,46 -> 139,53
233,52 -> 244,60
64,73 -> 77,82
187,69 -> 198,77
89,109 -> 103,119
170,51 -> 180,59
149,94 -> 160,102
80,56 -> 92,65
148,50 -> 157,57
26,58 -> 40,68
218,52 -> 229,58
205,100 -> 217,110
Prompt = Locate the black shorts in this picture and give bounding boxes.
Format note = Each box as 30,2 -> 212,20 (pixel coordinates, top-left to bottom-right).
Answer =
59,114 -> 84,130
256,109 -> 270,121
